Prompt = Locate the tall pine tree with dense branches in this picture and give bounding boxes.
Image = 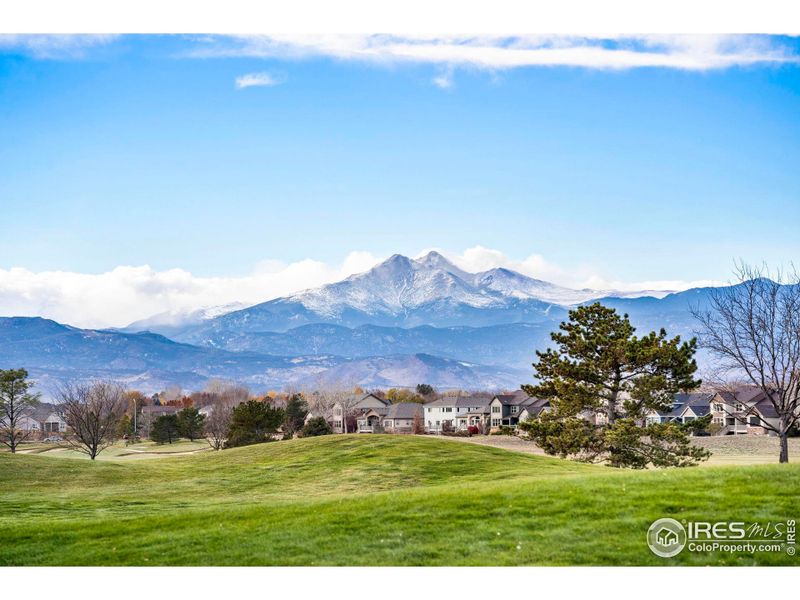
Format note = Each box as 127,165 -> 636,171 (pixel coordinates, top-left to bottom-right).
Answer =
520,303 -> 710,468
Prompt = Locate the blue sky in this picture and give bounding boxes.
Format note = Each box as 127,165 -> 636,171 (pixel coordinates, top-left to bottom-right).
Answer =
0,34 -> 798,326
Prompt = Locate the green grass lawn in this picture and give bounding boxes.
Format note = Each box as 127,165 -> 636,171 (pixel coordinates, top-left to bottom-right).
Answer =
0,435 -> 797,566
10,438 -> 211,460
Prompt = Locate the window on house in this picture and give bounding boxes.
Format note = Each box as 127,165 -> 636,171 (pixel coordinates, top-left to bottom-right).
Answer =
491,418 -> 501,427
749,416 -> 760,426
714,403 -> 723,412
510,406 -> 518,414
384,421 -> 391,427
333,420 -> 342,429
492,406 -> 501,413
735,403 -> 743,411
444,407 -> 452,412
713,417 -> 723,425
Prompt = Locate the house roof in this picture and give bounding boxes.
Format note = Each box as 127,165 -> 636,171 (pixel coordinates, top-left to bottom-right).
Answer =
648,392 -> 714,418
347,393 -> 391,407
682,404 -> 711,417
718,386 -> 767,405
361,406 -> 390,418
519,398 -> 550,417
753,399 -> 779,419
492,390 -> 532,406
384,403 -> 423,419
31,403 -> 60,423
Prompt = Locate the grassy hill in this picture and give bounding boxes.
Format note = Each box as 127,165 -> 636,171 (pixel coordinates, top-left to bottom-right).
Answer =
1,435 -> 798,565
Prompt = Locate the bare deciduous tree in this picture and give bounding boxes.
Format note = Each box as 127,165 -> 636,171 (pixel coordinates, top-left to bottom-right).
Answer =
336,391 -> 362,434
692,263 -> 800,463
306,388 -> 359,433
204,400 -> 233,450
196,380 -> 249,449
57,381 -> 127,460
303,389 -> 335,424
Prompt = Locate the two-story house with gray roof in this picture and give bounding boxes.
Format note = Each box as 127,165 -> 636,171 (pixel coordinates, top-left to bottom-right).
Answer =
424,396 -> 491,433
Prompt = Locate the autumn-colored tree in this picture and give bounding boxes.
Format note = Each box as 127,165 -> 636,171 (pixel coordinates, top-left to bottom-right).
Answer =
386,388 -> 425,404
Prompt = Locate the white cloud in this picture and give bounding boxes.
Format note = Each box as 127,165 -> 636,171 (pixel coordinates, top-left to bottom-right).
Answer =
0,34 -> 118,59
432,67 -> 454,89
234,71 -> 285,89
0,247 -> 727,329
190,34 -> 799,71
0,252 -> 382,329
423,245 -> 725,293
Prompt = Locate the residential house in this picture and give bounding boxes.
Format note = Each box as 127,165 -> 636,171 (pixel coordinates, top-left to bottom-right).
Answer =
0,403 -> 67,440
357,402 -> 423,433
641,387 -> 783,436
716,386 -> 782,435
517,397 -> 551,425
674,393 -> 713,424
357,405 -> 391,433
34,405 -> 68,438
488,390 -> 536,430
333,393 -> 390,433
424,396 -> 491,433
644,392 -> 715,426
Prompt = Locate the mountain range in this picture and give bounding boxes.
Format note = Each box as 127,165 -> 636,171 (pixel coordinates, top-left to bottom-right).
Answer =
1,252 -> 721,394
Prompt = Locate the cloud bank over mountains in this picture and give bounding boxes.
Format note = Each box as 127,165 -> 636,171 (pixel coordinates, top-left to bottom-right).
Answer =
0,247 -> 724,329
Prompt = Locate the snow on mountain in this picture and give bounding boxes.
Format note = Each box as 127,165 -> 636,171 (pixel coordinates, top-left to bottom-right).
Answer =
124,302 -> 249,332
131,251 -> 671,337
284,251 -> 662,315
286,253 -> 503,318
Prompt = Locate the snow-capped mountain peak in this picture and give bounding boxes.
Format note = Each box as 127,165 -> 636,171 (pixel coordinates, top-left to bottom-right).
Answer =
127,252 -> 671,335
282,252 -> 668,320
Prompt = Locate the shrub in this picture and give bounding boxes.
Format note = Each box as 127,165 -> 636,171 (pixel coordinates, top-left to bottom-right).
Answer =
224,400 -> 285,448
302,416 -> 333,437
467,425 -> 479,435
150,414 -> 180,444
176,406 -> 205,441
